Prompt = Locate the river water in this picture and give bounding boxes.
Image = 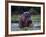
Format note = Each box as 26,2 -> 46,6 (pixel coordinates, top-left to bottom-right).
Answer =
11,21 -> 41,31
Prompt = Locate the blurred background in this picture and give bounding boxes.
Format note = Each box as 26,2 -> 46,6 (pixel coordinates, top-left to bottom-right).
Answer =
11,6 -> 41,31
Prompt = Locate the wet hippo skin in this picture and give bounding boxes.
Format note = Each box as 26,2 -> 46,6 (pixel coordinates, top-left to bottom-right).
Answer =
19,12 -> 32,28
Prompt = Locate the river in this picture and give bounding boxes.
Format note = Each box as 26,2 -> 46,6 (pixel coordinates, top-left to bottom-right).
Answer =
11,21 -> 41,31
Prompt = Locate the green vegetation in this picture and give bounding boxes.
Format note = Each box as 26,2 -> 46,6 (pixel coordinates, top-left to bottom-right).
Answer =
11,15 -> 40,22
11,15 -> 19,21
32,15 -> 40,22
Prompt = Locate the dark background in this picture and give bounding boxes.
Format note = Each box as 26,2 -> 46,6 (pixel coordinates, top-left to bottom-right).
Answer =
11,6 -> 41,15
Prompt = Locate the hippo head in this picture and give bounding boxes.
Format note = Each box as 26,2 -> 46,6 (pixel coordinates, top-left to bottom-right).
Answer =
19,11 -> 32,28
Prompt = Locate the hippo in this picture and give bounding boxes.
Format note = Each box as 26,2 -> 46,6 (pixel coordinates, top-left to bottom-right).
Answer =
19,12 -> 32,28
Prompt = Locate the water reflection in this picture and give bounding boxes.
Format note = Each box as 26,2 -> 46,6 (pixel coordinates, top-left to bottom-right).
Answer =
11,21 -> 41,31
